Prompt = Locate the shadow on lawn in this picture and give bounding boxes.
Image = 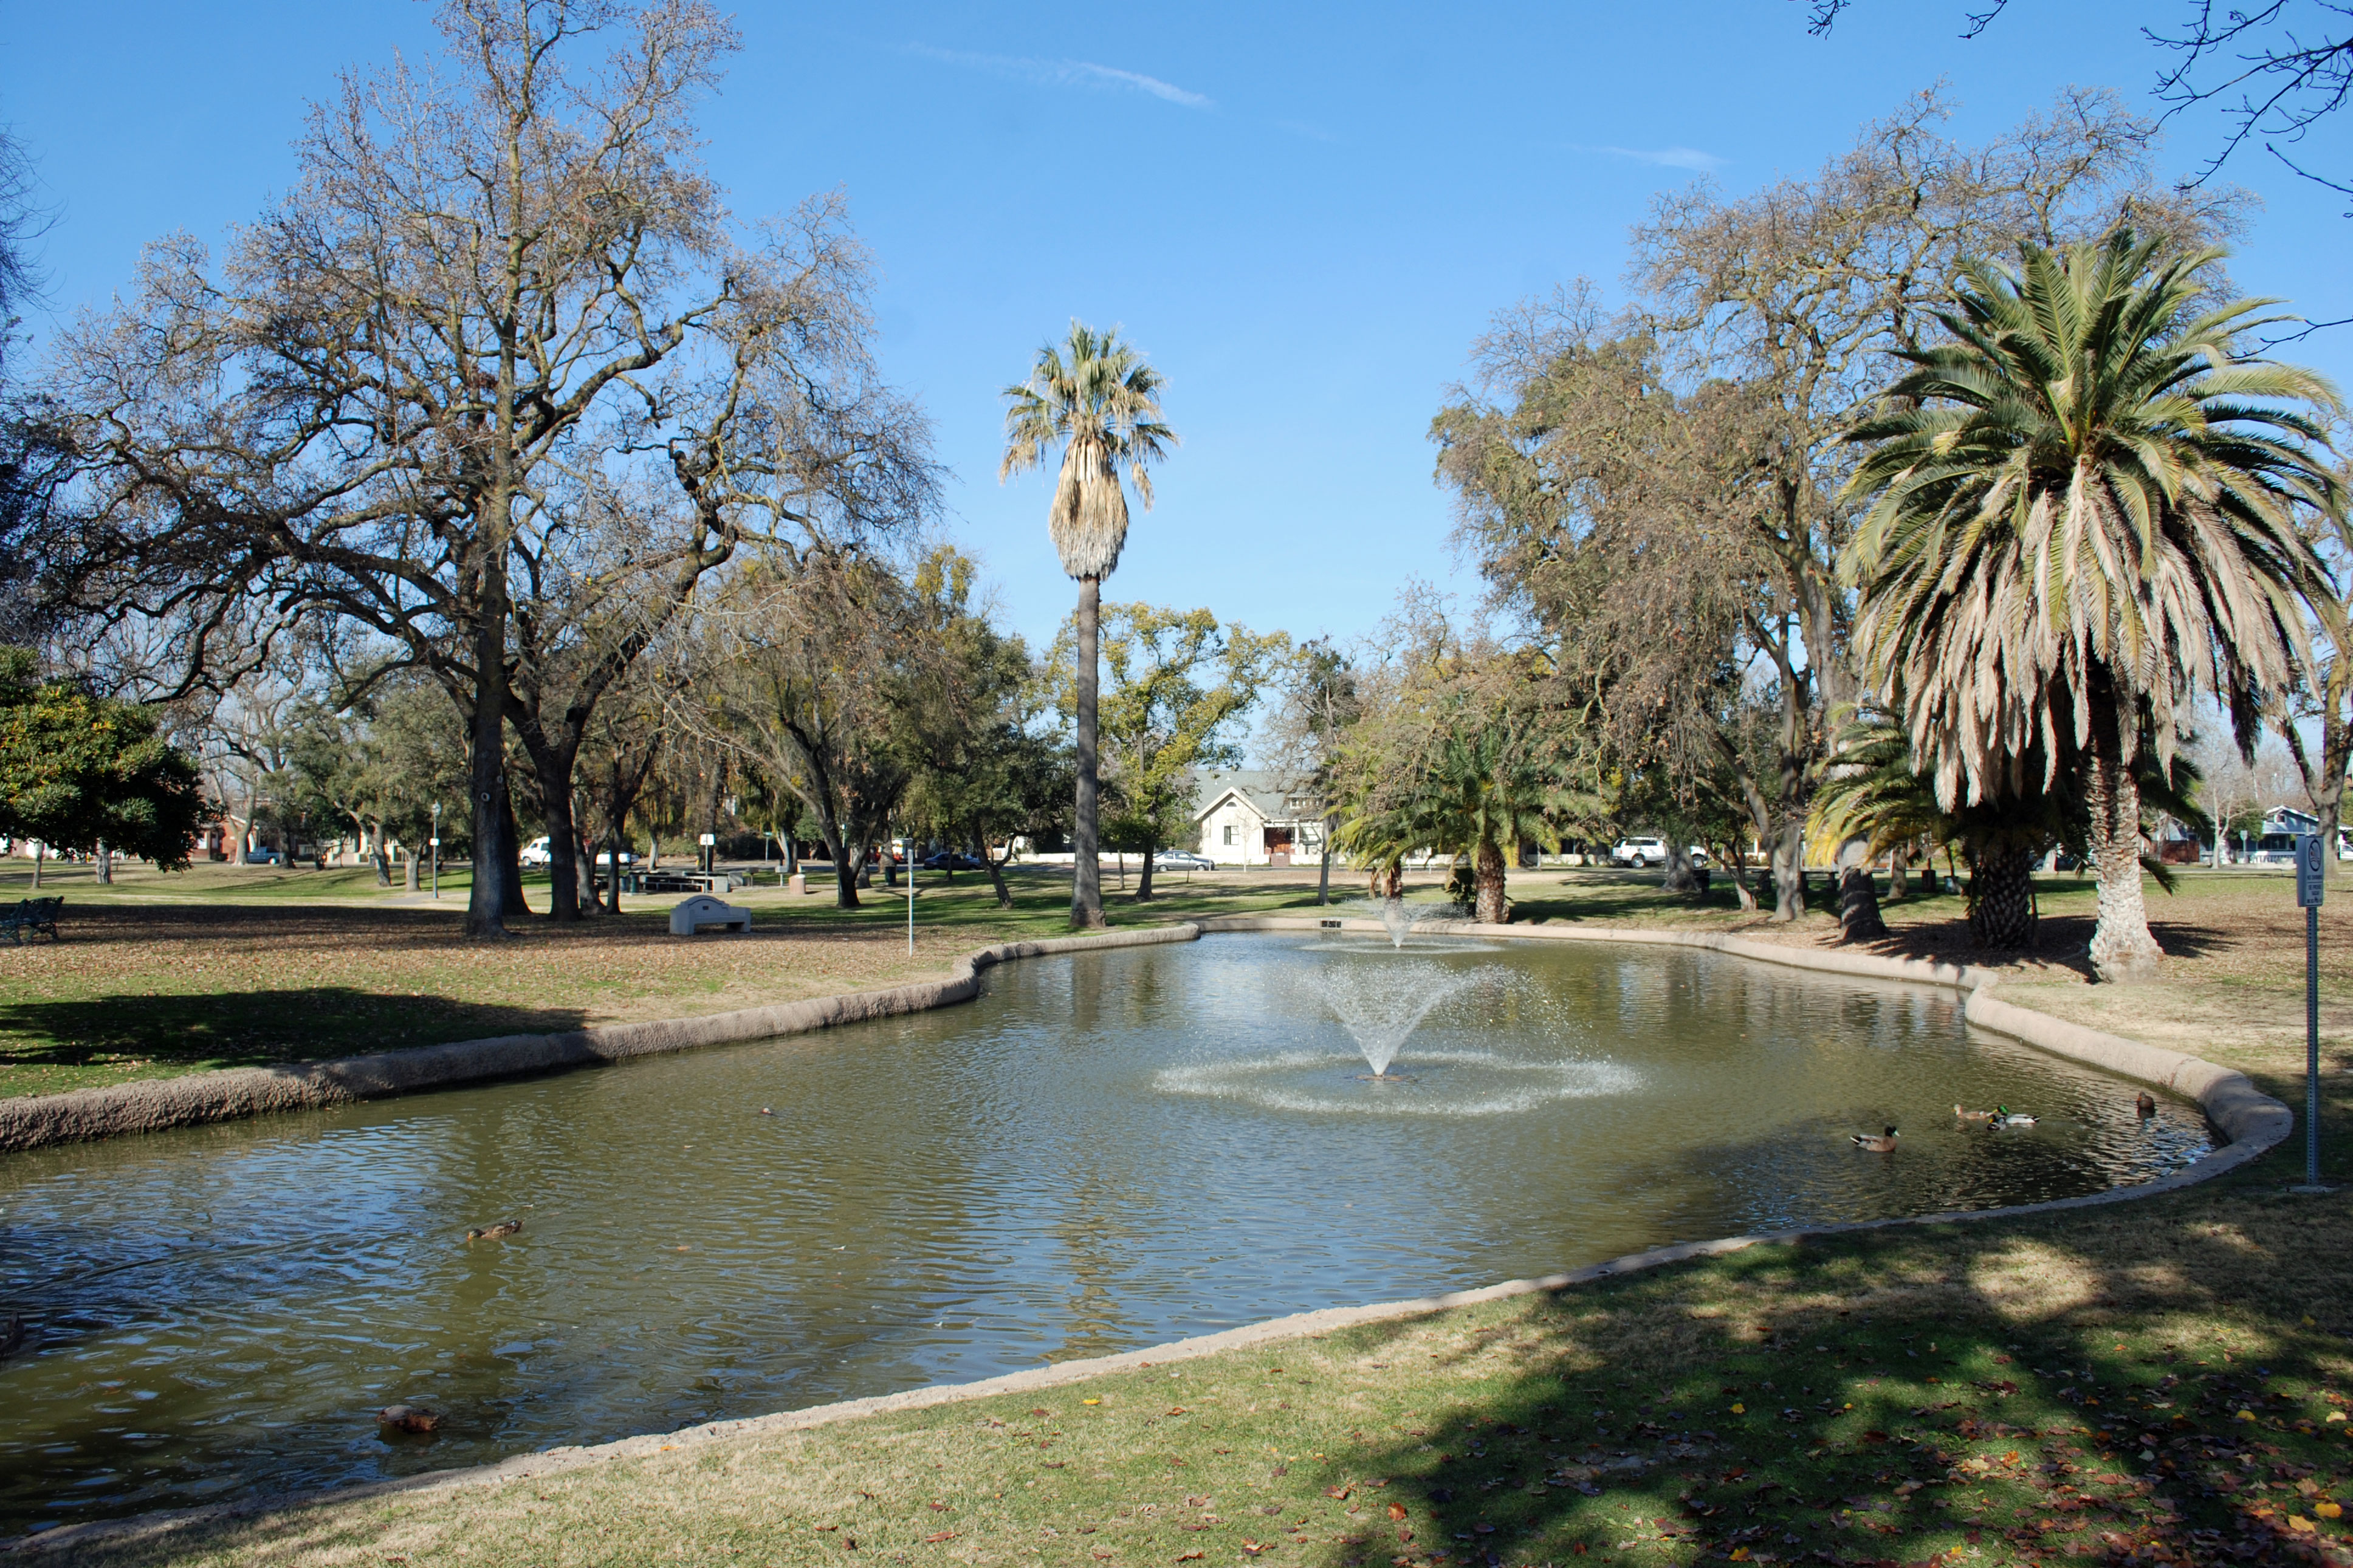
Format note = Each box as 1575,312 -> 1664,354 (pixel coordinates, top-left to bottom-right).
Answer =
0,987 -> 591,1072
1302,1118 -> 2353,1568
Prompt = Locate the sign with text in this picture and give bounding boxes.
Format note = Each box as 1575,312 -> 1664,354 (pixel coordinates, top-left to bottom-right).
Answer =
2299,834 -> 2327,908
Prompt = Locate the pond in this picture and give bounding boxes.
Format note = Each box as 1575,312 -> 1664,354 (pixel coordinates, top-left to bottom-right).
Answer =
0,933 -> 2209,1536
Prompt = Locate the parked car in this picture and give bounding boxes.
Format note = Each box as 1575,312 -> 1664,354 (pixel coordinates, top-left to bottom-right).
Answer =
595,847 -> 635,868
1607,838 -> 1706,870
1155,849 -> 1215,871
518,836 -> 554,868
240,847 -> 280,866
919,851 -> 986,871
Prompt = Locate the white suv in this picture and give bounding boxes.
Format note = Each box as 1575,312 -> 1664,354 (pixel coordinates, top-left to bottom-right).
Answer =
1609,838 -> 1708,869
518,836 -> 554,868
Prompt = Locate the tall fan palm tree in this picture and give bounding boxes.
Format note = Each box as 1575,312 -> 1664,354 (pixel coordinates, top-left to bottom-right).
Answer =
1841,230 -> 2343,981
1001,322 -> 1176,928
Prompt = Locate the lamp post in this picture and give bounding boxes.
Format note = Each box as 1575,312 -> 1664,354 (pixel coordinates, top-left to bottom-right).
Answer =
430,802 -> 440,900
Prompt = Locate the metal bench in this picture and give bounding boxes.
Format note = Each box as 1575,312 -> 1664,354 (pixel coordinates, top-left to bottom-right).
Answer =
668,893 -> 751,937
0,896 -> 62,944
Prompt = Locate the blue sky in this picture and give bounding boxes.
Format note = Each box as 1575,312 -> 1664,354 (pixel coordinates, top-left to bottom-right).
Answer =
4,1 -> 2348,656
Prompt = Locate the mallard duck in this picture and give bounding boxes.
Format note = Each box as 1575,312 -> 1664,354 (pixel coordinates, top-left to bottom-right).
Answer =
465,1219 -> 523,1241
1955,1104 -> 1996,1123
377,1403 -> 442,1434
2136,1092 -> 2157,1118
1852,1125 -> 1900,1152
759,1106 -> 775,1117
1993,1106 -> 2038,1127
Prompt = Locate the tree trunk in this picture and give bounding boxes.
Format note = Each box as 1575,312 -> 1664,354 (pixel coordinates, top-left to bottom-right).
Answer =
405,847 -> 419,891
1887,849 -> 1908,901
1837,865 -> 1888,942
1661,842 -> 1701,895
1770,818 -> 1805,921
574,835 -> 599,915
532,748 -> 585,922
1136,841 -> 1156,901
464,573 -> 515,936
370,820 -> 391,887
1071,576 -> 1107,929
28,843 -> 38,889
820,817 -> 859,909
605,820 -> 626,913
94,843 -> 112,885
1474,838 -> 1508,924
972,817 -> 1013,909
1317,814 -> 1334,905
2083,671 -> 2165,982
498,788 -> 531,919
1966,841 -> 2037,948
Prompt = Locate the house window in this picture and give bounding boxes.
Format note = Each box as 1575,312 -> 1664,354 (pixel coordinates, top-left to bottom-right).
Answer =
1223,824 -> 1235,845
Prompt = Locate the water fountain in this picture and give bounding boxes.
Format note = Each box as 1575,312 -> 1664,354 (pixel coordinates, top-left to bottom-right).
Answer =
1379,896 -> 1413,949
1314,962 -> 1477,1076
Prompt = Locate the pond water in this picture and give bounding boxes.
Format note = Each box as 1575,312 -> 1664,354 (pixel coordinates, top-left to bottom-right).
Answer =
0,934 -> 2208,1536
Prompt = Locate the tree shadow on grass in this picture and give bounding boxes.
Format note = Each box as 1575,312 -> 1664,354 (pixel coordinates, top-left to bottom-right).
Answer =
1293,1122 -> 2353,1568
0,988 -> 591,1077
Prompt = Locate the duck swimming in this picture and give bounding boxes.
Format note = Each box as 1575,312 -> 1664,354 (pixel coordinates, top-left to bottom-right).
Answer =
1955,1104 -> 1996,1123
1852,1125 -> 1900,1152
1993,1106 -> 2038,1126
465,1220 -> 523,1241
2137,1092 -> 2157,1118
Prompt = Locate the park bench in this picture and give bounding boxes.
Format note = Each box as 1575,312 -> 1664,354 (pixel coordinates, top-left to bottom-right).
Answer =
0,895 -> 62,944
669,893 -> 751,937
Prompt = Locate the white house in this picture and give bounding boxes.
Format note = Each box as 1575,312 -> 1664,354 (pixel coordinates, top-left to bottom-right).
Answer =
1192,770 -> 1327,868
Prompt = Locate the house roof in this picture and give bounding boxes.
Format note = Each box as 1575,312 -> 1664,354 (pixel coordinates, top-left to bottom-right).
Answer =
1191,769 -> 1317,824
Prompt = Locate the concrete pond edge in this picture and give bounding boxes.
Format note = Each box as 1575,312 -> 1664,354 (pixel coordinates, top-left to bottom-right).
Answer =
4,914 -> 2294,1558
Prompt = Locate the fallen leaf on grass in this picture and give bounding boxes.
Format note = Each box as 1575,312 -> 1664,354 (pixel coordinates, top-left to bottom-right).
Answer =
1388,1503 -> 1408,1521
921,1530 -> 957,1544
1175,1554 -> 1204,1563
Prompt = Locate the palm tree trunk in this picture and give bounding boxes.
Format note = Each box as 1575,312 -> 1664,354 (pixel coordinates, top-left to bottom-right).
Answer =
1474,838 -> 1508,924
2084,670 -> 2164,981
1071,575 -> 1107,930
1966,842 -> 2036,948
1837,864 -> 1888,941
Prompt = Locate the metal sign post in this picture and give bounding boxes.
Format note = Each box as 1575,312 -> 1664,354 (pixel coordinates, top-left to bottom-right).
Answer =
904,837 -> 915,956
2295,834 -> 2328,1192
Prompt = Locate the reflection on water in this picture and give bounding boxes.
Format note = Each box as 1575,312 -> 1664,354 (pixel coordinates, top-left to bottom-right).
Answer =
0,934 -> 2208,1535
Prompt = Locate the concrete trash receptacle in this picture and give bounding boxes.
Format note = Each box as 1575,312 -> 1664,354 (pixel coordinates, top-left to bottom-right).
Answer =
670,894 -> 752,936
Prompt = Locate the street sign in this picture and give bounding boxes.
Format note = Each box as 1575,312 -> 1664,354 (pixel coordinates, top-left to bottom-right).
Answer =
2296,833 -> 2328,1191
699,833 -> 717,847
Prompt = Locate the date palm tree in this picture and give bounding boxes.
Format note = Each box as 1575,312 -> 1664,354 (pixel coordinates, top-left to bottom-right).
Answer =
1841,230 -> 2342,981
1001,323 -> 1175,928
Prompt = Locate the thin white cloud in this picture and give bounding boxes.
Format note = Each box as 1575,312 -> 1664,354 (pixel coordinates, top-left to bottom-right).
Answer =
908,44 -> 1212,109
1274,118 -> 1342,145
1578,143 -> 1727,173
